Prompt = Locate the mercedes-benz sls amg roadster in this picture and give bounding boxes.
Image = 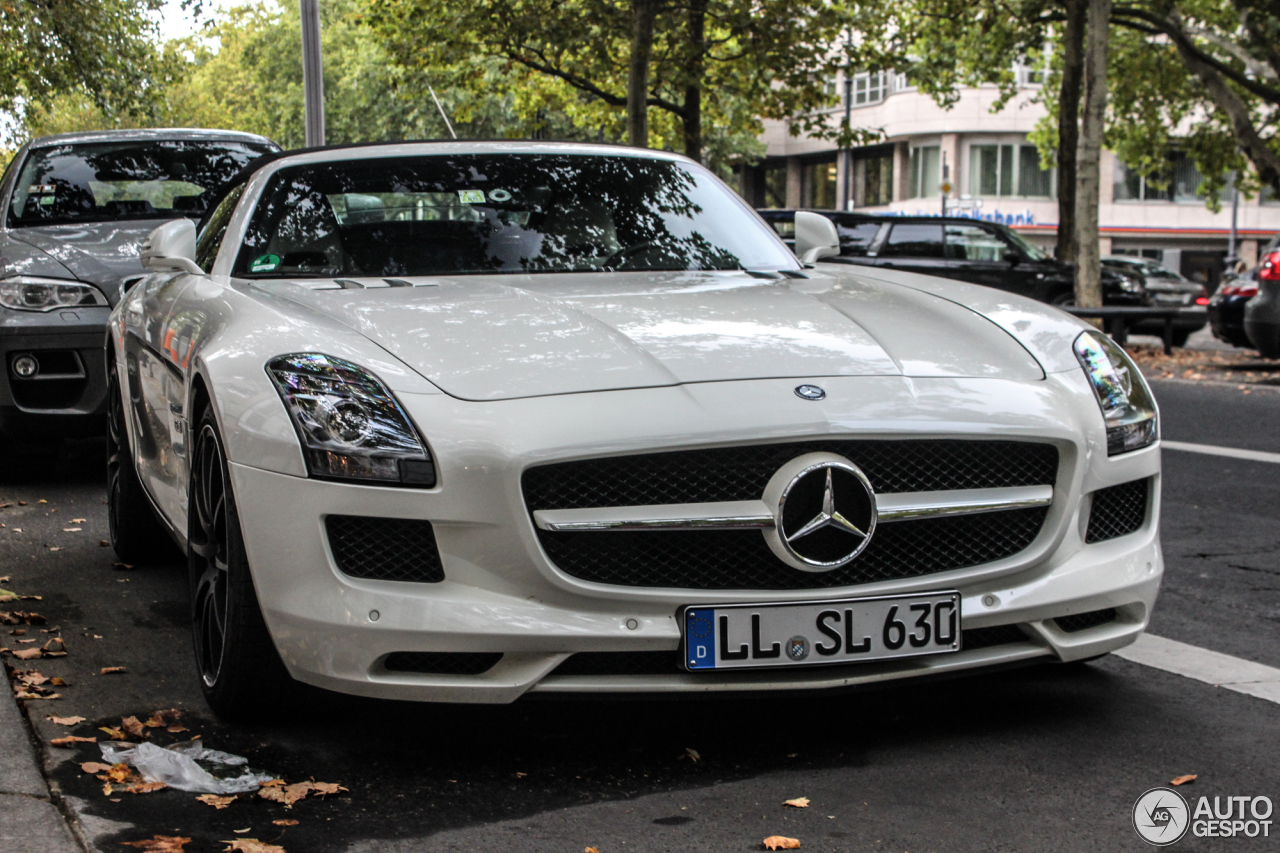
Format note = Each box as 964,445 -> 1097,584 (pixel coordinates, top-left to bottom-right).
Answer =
107,142 -> 1162,720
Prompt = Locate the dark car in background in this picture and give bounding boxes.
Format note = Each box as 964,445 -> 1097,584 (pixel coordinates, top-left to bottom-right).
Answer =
758,209 -> 1147,307
1210,272 -> 1258,348
0,128 -> 278,443
1102,255 -> 1208,347
1244,236 -> 1280,357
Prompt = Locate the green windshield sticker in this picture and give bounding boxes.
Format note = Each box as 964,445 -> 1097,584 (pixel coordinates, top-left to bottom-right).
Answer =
249,253 -> 281,273
457,189 -> 486,204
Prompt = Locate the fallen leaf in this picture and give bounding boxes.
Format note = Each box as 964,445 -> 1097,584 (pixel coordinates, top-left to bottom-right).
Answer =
221,841 -> 285,853
121,716 -> 145,738
71,518 -> 86,523
37,499 -> 45,504
107,763 -> 134,783
197,794 -> 237,809
99,726 -> 127,740
763,837 -> 801,850
62,528 -> 81,532
101,666 -> 126,675
306,782 -> 346,797
127,781 -> 167,794
9,628 -> 23,635
15,691 -> 61,700
48,547 -> 62,552
100,540 -> 109,547
166,723 -> 188,733
50,735 -> 96,747
783,797 -> 810,808
585,848 -> 600,853
12,647 -> 42,660
144,713 -> 167,728
48,715 -> 85,725
258,782 -> 312,807
81,761 -> 113,774
1171,774 -> 1198,786
42,637 -> 65,653
15,638 -> 35,643
51,677 -> 67,686
685,747 -> 700,762
120,836 -> 191,851
272,819 -> 298,827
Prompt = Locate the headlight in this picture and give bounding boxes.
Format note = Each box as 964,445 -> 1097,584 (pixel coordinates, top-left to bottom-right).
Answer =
266,353 -> 435,486
1073,330 -> 1158,455
0,276 -> 108,312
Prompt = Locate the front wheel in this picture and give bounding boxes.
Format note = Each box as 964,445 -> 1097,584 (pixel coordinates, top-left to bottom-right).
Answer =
188,405 -> 295,721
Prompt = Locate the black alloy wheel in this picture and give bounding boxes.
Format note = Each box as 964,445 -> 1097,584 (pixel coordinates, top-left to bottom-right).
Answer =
106,350 -> 178,564
188,406 -> 294,720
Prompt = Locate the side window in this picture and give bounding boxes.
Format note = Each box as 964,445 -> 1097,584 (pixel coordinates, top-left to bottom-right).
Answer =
833,221 -> 882,256
944,224 -> 1011,262
879,223 -> 945,259
195,184 -> 246,272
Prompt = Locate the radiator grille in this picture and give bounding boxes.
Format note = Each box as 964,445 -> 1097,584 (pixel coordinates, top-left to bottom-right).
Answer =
325,515 -> 444,583
1054,608 -> 1118,633
1085,479 -> 1149,543
537,507 -> 1048,590
523,440 -> 1059,510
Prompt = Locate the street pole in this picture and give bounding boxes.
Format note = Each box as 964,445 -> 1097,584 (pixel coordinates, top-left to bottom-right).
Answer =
1227,177 -> 1239,271
300,0 -> 325,148
843,75 -> 853,211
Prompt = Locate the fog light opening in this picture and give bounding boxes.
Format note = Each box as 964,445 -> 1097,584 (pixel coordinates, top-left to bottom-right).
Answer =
12,354 -> 38,378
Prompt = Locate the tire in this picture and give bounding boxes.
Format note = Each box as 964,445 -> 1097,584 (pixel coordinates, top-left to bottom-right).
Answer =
188,404 -> 296,721
107,352 -> 181,565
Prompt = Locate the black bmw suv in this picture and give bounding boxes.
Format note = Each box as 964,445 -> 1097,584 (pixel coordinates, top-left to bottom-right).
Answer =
758,210 -> 1146,307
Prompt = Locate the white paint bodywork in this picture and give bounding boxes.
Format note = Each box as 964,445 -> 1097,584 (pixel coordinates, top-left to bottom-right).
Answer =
108,142 -> 1163,703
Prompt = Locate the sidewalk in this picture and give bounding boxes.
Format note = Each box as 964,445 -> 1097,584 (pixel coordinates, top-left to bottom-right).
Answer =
0,678 -> 82,852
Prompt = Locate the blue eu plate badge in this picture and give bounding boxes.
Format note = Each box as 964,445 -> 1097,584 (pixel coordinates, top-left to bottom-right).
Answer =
685,608 -> 717,669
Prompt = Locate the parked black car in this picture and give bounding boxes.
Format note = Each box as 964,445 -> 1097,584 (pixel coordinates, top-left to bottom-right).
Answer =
1101,255 -> 1208,347
1242,233 -> 1280,357
757,209 -> 1147,307
1209,272 -> 1259,348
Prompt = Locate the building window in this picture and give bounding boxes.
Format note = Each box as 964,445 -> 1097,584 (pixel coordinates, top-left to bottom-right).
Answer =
968,143 -> 1054,197
763,163 -> 787,208
802,158 -> 839,209
894,70 -> 915,93
908,145 -> 941,199
1114,152 -> 1205,202
852,72 -> 887,106
858,151 -> 894,207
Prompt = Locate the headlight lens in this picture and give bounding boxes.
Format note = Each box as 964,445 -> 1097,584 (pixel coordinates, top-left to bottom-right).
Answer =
266,353 -> 435,486
1073,330 -> 1158,455
0,276 -> 108,312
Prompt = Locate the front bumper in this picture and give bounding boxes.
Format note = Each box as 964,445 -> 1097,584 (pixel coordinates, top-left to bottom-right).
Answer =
226,372 -> 1163,704
0,306 -> 110,439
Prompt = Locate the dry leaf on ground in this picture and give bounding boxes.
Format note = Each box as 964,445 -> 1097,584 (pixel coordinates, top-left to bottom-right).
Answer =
222,840 -> 286,853
685,747 -> 700,762
144,714 -> 167,728
48,715 -> 85,725
257,779 -> 347,807
101,666 -> 126,675
783,797 -> 810,808
43,636 -> 65,654
121,716 -> 146,738
127,781 -> 167,794
71,518 -> 85,523
197,794 -> 237,809
763,837 -> 801,850
99,726 -> 127,740
120,836 -> 191,851
50,735 -> 96,747
272,819 -> 298,826
585,848 -> 601,853
1171,774 -> 1198,786
81,761 -> 113,774
166,723 -> 188,733
107,764 -> 133,783
11,647 -> 42,660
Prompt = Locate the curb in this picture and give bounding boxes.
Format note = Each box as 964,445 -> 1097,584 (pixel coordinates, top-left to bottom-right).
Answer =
0,678 -> 85,852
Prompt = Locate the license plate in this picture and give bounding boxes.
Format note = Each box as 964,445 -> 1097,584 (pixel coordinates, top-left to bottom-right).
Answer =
682,591 -> 961,671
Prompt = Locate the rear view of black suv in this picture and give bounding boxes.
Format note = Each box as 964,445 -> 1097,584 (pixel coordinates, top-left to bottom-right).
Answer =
758,210 -> 1146,307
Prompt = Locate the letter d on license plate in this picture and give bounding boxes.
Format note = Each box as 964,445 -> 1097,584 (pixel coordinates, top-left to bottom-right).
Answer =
682,591 -> 961,671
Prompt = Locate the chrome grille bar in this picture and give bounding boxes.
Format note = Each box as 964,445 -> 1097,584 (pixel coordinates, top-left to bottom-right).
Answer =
532,485 -> 1052,532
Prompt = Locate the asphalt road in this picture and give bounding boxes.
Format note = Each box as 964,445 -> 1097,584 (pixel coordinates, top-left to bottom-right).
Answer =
1,379 -> 1278,852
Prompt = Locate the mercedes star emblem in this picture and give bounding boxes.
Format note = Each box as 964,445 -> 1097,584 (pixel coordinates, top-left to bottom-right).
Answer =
794,384 -> 826,401
762,453 -> 878,571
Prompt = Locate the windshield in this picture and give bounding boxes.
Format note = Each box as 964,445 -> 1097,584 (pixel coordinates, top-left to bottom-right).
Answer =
235,153 -> 799,278
8,140 -> 274,227
1000,226 -> 1048,261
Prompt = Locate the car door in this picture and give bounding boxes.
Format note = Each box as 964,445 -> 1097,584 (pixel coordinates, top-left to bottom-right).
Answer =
871,222 -> 949,277
943,223 -> 1017,288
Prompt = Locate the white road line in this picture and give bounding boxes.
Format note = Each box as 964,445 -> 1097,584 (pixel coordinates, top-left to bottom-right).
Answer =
1115,634 -> 1280,705
1162,440 -> 1280,465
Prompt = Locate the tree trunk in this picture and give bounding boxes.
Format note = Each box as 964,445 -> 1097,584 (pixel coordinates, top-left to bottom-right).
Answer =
628,0 -> 658,148
1056,0 -> 1085,262
1074,0 -> 1110,308
682,0 -> 707,162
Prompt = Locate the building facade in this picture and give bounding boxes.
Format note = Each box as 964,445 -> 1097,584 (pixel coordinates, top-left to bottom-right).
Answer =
739,73 -> 1280,288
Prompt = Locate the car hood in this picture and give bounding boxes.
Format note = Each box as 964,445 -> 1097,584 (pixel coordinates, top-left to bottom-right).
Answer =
264,269 -> 1044,401
9,220 -> 169,301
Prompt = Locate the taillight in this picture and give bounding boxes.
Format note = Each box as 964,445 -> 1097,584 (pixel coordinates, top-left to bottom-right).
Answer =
1261,251 -> 1280,281
1220,283 -> 1259,298
1195,297 -> 1209,305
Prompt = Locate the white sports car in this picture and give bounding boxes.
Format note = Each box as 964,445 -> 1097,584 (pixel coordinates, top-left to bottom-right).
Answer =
108,142 -> 1162,719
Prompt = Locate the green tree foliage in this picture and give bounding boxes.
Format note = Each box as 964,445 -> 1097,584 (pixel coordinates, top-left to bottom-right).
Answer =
364,0 -> 896,167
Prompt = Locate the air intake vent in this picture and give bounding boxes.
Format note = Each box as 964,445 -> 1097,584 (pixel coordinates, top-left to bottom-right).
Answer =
1085,479 -> 1149,543
383,652 -> 501,675
1054,608 -> 1118,633
325,515 -> 444,583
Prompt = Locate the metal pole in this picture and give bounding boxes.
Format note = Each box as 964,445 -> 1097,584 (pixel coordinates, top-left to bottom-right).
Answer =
300,0 -> 325,148
1227,176 -> 1239,269
843,75 -> 853,211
